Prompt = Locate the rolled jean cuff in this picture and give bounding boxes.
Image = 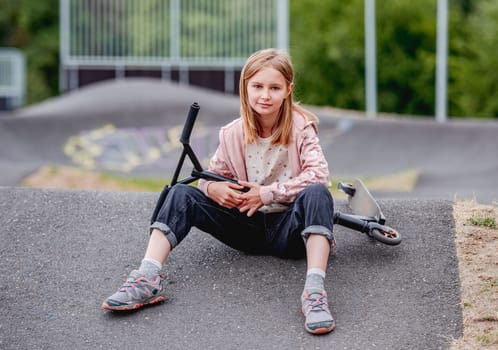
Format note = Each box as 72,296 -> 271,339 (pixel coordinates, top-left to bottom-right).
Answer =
150,221 -> 178,249
301,225 -> 334,245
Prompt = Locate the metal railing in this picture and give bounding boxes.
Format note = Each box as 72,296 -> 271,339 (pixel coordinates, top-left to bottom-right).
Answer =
60,0 -> 288,91
0,48 -> 25,110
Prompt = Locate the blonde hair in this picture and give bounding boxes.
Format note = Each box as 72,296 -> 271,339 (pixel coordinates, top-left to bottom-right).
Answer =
239,48 -> 318,145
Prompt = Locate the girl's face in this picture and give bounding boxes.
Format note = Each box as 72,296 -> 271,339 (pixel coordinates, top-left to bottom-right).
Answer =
246,67 -> 293,120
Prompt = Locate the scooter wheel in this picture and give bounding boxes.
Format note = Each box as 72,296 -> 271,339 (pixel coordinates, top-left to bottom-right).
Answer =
371,226 -> 402,245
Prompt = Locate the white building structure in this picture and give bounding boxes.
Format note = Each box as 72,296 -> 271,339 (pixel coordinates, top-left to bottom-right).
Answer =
0,48 -> 25,110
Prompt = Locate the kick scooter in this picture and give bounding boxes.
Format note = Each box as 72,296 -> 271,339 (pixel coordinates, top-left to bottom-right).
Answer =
151,103 -> 401,246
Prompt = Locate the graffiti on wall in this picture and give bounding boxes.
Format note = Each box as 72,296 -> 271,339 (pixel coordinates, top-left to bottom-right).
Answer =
64,123 -> 220,173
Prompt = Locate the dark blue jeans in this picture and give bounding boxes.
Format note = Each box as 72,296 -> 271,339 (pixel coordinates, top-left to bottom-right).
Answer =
150,183 -> 334,259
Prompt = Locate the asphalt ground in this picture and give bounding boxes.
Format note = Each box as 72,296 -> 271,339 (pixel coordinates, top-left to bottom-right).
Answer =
0,187 -> 461,350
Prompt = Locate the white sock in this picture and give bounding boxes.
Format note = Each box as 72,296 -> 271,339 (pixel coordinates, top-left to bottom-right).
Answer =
139,258 -> 162,279
307,268 -> 326,278
305,268 -> 326,291
143,258 -> 162,269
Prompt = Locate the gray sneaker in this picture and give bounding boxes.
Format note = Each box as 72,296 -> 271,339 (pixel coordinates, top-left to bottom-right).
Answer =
301,288 -> 336,334
102,270 -> 167,311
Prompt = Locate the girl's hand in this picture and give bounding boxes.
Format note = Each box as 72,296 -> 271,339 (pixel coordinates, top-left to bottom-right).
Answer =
207,181 -> 244,209
237,180 -> 263,217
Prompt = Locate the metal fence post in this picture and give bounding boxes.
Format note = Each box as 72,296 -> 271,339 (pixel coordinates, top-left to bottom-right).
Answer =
436,0 -> 448,123
365,0 -> 377,119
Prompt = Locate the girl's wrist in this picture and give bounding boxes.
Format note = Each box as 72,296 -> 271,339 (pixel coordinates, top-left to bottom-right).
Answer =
259,185 -> 274,205
206,181 -> 215,196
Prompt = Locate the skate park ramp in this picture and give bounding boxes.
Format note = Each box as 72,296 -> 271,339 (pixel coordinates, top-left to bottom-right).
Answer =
1,78 -> 497,203
1,78 -> 497,349
318,111 -> 498,204
1,187 -> 461,350
0,79 -> 240,185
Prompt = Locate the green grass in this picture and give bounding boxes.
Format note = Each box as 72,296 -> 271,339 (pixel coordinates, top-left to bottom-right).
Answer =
99,173 -> 169,192
467,215 -> 497,229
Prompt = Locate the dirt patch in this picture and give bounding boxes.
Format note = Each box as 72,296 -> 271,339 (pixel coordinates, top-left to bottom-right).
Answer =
451,200 -> 498,349
366,168 -> 418,192
21,165 -> 157,192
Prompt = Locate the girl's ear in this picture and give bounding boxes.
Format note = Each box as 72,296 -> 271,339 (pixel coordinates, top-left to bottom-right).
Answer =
287,82 -> 294,97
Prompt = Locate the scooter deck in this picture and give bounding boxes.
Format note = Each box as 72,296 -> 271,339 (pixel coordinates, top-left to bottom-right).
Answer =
347,179 -> 385,223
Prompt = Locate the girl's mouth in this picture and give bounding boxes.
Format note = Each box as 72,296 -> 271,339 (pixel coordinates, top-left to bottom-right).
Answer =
258,103 -> 272,108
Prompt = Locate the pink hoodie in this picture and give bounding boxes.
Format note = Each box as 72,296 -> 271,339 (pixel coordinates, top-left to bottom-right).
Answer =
198,112 -> 331,205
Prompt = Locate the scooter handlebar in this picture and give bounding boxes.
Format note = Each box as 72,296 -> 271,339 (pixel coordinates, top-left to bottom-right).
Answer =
180,102 -> 200,144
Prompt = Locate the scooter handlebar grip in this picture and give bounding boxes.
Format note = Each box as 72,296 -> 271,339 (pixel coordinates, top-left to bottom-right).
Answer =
180,102 -> 200,144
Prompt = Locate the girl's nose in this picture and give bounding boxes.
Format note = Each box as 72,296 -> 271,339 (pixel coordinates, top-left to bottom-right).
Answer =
261,89 -> 270,100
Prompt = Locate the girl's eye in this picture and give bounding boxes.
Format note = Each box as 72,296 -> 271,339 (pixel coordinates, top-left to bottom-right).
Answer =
250,84 -> 281,90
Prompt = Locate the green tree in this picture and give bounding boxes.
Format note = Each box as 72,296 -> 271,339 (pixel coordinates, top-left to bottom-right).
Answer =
290,0 -> 498,119
449,0 -> 498,118
290,0 -> 365,110
376,0 -> 437,116
290,0 -> 439,117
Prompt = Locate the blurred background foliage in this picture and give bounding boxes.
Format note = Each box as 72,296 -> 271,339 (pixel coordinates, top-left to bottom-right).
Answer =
0,0 -> 497,118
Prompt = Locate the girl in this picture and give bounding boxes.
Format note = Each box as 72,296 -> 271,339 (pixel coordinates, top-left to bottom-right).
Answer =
103,48 -> 336,335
